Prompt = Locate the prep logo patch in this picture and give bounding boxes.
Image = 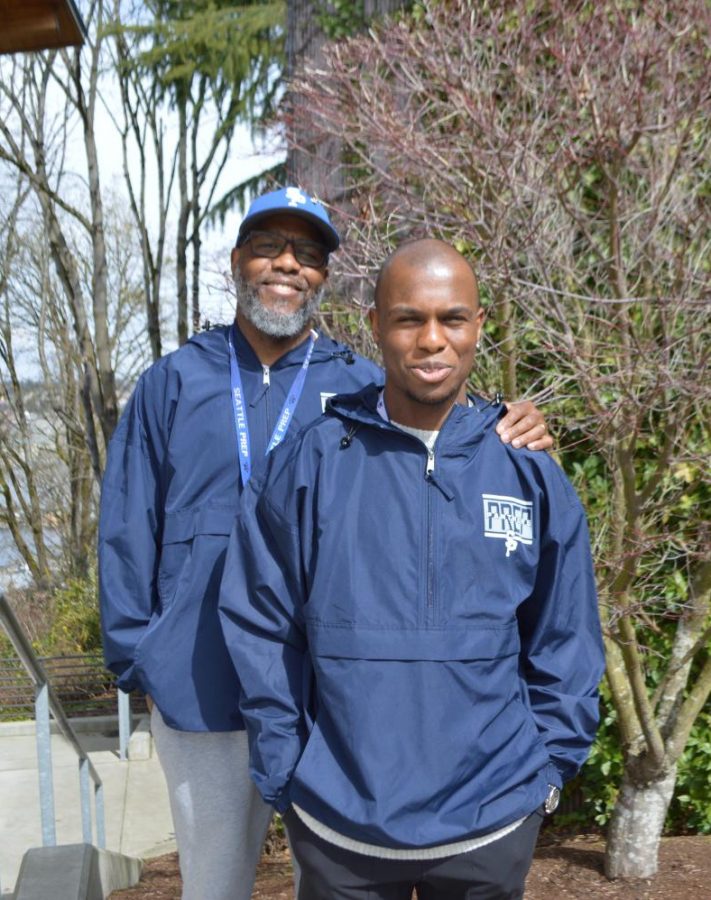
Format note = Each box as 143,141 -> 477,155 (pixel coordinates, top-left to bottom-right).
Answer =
482,494 -> 534,557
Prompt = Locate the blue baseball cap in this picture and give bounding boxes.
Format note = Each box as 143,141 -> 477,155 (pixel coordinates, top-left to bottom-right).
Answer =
236,186 -> 340,252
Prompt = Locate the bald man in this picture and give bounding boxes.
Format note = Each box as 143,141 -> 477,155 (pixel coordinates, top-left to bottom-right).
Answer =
219,240 -> 604,899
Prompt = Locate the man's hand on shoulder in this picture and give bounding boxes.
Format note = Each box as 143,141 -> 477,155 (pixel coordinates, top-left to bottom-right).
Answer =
497,400 -> 553,451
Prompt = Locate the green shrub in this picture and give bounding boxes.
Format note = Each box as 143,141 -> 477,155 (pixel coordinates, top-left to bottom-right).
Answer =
556,691 -> 711,835
668,711 -> 711,834
0,631 -> 14,659
43,568 -> 101,655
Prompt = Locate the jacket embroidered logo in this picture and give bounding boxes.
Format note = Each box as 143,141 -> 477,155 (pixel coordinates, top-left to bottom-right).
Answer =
482,494 -> 534,557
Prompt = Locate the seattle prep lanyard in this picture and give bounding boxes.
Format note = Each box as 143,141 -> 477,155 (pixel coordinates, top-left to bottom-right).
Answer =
228,325 -> 317,485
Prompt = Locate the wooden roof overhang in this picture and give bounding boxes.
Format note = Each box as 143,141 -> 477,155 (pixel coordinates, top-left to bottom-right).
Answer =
0,0 -> 87,55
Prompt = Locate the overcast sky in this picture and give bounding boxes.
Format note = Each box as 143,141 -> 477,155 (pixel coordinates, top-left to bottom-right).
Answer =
89,78 -> 285,330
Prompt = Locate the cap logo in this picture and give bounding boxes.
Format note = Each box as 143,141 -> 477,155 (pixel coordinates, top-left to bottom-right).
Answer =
286,187 -> 307,208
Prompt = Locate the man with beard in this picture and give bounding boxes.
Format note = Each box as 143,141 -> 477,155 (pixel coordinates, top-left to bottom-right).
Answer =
99,188 -> 552,900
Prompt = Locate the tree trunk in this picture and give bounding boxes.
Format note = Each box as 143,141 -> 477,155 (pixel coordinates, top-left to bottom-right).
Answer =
190,111 -> 201,334
605,765 -> 676,879
286,0 -> 405,200
81,80 -> 118,447
115,29 -> 165,362
495,290 -> 518,400
286,0 -> 337,198
176,86 -> 190,346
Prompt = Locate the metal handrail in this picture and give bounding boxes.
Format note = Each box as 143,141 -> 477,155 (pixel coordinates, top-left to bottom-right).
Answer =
1,653 -> 119,718
0,592 -> 105,851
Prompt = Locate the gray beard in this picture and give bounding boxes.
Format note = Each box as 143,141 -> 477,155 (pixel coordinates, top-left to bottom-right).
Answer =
234,273 -> 324,339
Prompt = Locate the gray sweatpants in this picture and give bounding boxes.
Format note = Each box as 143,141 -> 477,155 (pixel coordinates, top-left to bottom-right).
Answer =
151,706 -> 273,900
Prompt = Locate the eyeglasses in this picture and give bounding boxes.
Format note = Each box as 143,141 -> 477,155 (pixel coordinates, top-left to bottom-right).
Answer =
242,230 -> 329,268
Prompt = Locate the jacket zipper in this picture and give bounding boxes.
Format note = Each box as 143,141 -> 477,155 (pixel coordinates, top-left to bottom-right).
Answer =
356,417 -> 440,624
263,365 -> 271,445
426,446 -> 435,623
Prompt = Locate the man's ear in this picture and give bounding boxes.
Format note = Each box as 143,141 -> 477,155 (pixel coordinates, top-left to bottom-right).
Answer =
475,306 -> 486,344
368,306 -> 380,345
230,246 -> 240,278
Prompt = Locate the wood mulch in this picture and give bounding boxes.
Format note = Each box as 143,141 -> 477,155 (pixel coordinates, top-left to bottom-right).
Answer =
109,832 -> 711,899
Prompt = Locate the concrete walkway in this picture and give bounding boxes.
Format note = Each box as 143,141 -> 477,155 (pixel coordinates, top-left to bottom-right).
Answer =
0,719 -> 174,896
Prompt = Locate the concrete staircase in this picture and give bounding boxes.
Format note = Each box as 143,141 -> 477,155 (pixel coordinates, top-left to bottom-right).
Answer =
0,717 -> 174,897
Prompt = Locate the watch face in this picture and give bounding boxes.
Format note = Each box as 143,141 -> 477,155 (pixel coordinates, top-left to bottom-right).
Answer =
544,785 -> 560,815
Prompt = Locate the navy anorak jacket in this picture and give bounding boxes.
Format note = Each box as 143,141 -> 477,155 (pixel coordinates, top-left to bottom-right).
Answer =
219,385 -> 604,849
98,325 -> 381,732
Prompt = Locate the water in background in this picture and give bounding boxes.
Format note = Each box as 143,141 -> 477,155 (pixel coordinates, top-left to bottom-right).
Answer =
0,529 -> 37,589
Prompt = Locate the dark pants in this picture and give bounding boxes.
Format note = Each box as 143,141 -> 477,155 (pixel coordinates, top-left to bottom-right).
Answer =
284,808 -> 543,900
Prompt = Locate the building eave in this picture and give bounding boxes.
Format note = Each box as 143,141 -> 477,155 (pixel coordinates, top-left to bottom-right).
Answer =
0,0 -> 88,55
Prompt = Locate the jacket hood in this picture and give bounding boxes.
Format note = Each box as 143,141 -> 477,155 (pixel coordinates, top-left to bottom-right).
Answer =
325,383 -> 507,451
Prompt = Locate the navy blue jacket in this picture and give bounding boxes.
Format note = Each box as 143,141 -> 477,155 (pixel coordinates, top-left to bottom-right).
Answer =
219,386 -> 604,848
98,325 -> 382,731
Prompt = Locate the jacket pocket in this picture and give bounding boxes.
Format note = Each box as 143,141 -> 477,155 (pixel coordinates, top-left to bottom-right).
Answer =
289,641 -> 552,847
157,506 -> 236,612
135,506 -> 240,728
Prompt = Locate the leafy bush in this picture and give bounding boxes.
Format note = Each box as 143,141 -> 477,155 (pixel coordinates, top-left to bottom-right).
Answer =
557,694 -> 711,835
668,711 -> 711,834
0,573 -> 100,657
0,630 -> 13,657
43,568 -> 101,655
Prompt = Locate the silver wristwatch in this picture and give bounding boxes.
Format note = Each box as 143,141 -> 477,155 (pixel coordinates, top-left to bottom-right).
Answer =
543,784 -> 560,815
